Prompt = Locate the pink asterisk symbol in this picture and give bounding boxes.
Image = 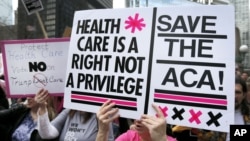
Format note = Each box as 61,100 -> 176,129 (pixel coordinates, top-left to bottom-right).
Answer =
125,13 -> 146,33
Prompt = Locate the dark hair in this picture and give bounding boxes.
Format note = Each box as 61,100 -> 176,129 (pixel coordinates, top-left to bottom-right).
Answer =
0,86 -> 9,109
241,71 -> 249,75
0,75 -> 4,80
235,76 -> 249,116
236,76 -> 247,93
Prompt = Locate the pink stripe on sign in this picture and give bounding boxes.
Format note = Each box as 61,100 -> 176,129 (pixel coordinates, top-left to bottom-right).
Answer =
111,99 -> 137,107
71,94 -> 137,107
154,93 -> 227,106
72,94 -> 106,103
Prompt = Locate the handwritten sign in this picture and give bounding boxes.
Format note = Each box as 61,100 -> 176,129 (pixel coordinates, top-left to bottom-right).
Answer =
64,6 -> 235,132
0,38 -> 70,97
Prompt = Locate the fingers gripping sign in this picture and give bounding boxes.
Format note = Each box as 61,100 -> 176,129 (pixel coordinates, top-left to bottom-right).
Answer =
141,104 -> 167,141
35,88 -> 49,104
96,99 -> 119,131
35,88 -> 50,115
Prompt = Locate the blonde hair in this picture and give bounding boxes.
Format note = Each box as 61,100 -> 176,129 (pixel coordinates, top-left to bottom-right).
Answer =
46,96 -> 58,120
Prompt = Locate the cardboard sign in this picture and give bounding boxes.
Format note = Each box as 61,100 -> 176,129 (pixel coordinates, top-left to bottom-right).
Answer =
21,0 -> 44,15
64,6 -> 235,132
0,38 -> 70,97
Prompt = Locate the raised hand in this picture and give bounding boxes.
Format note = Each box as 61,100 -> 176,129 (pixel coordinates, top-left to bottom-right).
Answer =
96,99 -> 119,141
97,99 -> 119,130
35,88 -> 49,115
140,104 -> 167,141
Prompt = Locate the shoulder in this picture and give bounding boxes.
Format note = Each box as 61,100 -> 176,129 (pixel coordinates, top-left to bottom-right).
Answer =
62,108 -> 71,113
58,108 -> 71,116
51,108 -> 70,123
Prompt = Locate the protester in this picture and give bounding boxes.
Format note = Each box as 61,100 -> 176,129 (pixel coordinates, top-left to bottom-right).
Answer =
95,99 -> 177,141
36,92 -> 114,141
112,117 -> 131,138
225,76 -> 250,140
171,125 -> 198,141
0,79 -> 9,110
241,71 -> 249,82
234,77 -> 250,123
0,101 -> 27,141
0,88 -> 57,141
245,81 -> 250,114
235,64 -> 241,78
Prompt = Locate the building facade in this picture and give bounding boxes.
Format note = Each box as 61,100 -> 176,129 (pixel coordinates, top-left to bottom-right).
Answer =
124,0 -> 230,7
229,0 -> 249,46
229,0 -> 250,69
17,0 -> 112,39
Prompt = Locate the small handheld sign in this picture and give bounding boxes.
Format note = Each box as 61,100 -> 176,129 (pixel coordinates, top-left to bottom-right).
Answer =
21,0 -> 48,38
21,0 -> 44,15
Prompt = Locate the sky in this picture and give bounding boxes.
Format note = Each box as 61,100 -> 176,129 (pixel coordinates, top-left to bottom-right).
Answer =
12,0 -> 18,11
11,0 -> 18,24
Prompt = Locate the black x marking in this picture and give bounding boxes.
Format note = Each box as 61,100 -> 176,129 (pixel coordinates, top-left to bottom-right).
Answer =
172,107 -> 185,120
206,111 -> 222,127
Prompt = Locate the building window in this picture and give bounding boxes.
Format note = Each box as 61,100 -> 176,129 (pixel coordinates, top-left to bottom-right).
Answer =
46,25 -> 55,30
47,3 -> 56,9
47,31 -> 55,36
48,0 -> 56,3
45,20 -> 55,25
47,9 -> 55,14
46,15 -> 56,20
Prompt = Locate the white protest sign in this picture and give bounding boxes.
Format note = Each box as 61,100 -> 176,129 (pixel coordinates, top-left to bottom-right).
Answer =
0,38 -> 70,98
64,6 -> 235,132
21,0 -> 44,15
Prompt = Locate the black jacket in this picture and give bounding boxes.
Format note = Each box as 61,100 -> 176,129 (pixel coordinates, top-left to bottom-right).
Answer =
0,86 -> 9,110
0,104 -> 27,141
0,104 -> 57,141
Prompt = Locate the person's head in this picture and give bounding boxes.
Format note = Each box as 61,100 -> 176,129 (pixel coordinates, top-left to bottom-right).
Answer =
25,96 -> 37,108
17,98 -> 26,104
235,77 -> 247,110
241,71 -> 249,81
235,64 -> 241,77
133,119 -> 150,137
246,82 -> 250,103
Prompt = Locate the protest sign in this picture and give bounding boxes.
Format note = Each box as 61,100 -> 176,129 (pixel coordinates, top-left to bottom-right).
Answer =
21,0 -> 43,15
0,38 -> 70,98
64,5 -> 235,132
21,0 -> 48,38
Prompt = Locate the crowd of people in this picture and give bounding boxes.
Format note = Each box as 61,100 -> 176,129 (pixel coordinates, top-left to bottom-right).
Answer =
0,62 -> 250,141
